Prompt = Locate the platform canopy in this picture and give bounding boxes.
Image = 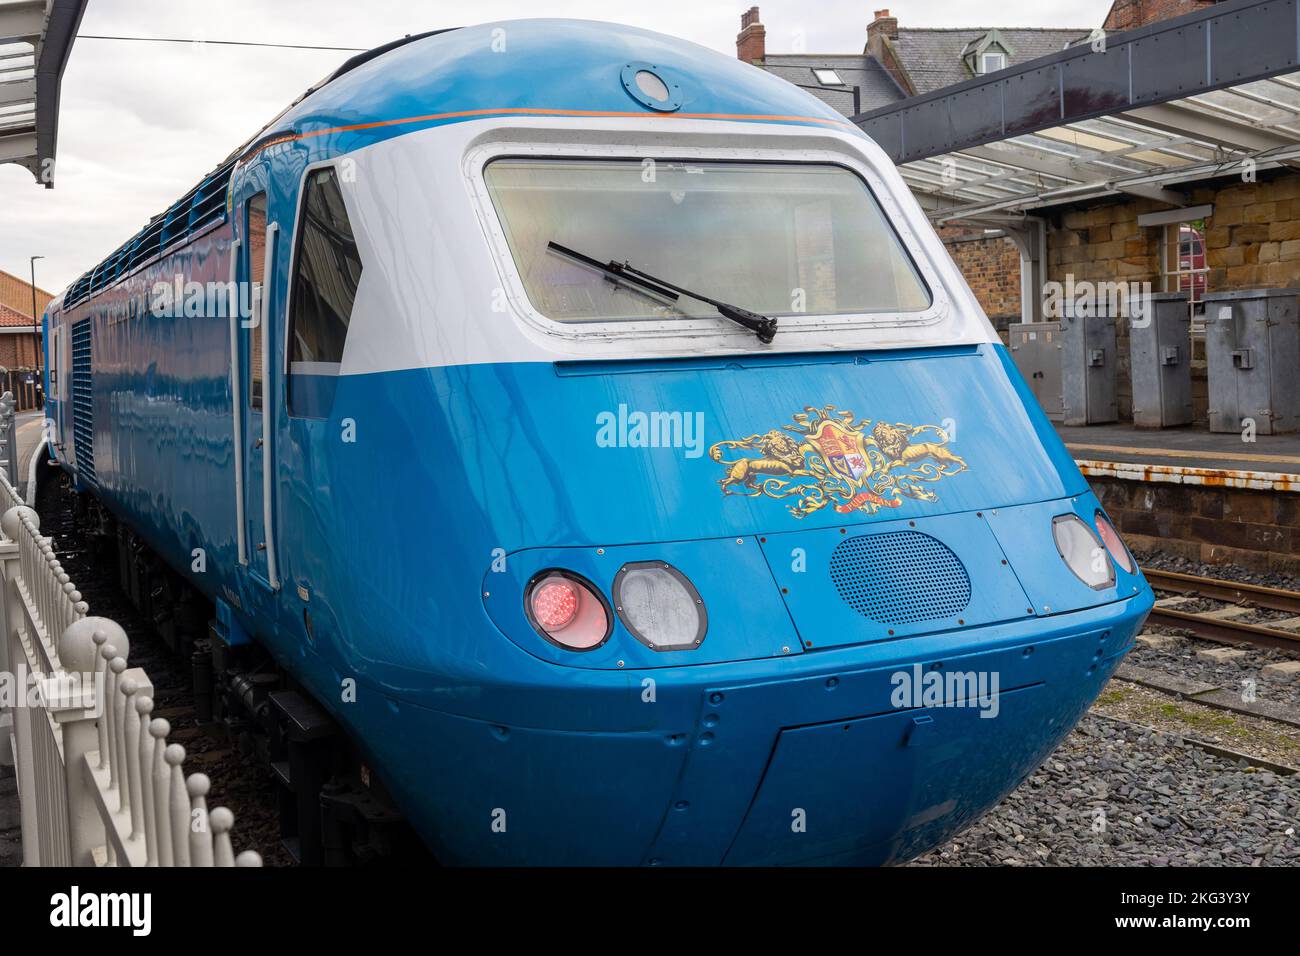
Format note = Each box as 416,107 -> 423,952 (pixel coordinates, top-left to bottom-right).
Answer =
0,0 -> 86,187
854,0 -> 1300,225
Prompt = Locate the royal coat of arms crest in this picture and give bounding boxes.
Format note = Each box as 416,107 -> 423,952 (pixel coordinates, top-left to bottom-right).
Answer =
708,405 -> 968,518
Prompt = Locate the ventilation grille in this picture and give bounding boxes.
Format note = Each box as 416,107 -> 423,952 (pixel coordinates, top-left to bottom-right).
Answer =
70,318 -> 96,488
63,156 -> 236,310
828,531 -> 970,626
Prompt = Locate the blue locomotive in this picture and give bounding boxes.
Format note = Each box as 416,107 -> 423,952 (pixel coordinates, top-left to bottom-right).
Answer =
42,20 -> 1152,865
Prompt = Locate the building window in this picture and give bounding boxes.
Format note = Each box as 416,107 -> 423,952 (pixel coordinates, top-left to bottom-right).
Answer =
980,51 -> 1007,74
287,166 -> 363,373
1161,221 -> 1208,313
813,68 -> 844,86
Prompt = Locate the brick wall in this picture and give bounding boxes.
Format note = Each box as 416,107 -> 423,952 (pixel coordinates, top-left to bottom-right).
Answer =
0,272 -> 52,319
1103,0 -> 1217,30
0,334 -> 41,369
1093,476 -> 1300,576
940,228 -> 1021,337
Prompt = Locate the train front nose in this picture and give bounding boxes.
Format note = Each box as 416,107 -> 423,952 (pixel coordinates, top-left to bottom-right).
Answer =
666,494 -> 1150,866
653,602 -> 1149,866
459,493 -> 1151,865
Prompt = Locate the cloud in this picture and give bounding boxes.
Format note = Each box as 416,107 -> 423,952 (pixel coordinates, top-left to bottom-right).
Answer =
0,0 -> 1111,292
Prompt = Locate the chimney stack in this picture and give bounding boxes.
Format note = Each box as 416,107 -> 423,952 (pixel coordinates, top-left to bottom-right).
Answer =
868,8 -> 899,43
736,6 -> 766,63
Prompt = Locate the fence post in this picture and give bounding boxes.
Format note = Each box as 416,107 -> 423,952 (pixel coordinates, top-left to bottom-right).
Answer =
4,398 -> 15,487
121,677 -> 144,841
187,773 -> 213,866
0,392 -> 14,488
109,657 -> 128,814
0,513 -> 17,768
150,718 -> 173,866
136,695 -> 157,865
1,505 -> 40,862
211,807 -> 235,866
166,744 -> 190,866
10,653 -> 37,865
92,631 -> 109,767
52,617 -> 126,866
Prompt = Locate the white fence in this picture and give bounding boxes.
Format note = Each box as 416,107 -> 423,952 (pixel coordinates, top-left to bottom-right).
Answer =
0,474 -> 261,866
0,392 -> 18,490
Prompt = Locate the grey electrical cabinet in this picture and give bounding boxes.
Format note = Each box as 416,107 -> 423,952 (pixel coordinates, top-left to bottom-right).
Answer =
1059,305 -> 1118,426
1204,289 -> 1300,435
1130,292 -> 1193,428
1008,321 -> 1063,421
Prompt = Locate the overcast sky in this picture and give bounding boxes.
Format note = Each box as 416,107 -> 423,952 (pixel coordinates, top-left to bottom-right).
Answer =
0,0 -> 1113,293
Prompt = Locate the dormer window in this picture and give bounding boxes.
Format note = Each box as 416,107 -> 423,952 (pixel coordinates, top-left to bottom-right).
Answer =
963,30 -> 1014,76
813,68 -> 844,86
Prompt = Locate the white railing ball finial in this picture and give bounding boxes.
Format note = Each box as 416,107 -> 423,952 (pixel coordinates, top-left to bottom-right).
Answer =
58,617 -> 108,673
1,504 -> 38,541
186,773 -> 211,800
79,617 -> 129,666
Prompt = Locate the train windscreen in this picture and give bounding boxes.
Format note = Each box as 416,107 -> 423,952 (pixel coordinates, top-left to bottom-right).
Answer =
484,159 -> 932,324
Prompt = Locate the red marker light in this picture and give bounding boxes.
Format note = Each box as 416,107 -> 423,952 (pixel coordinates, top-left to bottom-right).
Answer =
1094,511 -> 1135,574
531,579 -> 579,630
524,571 -> 612,651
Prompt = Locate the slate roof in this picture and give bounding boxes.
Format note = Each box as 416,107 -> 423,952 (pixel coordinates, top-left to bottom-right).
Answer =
893,28 -> 1092,95
759,54 -> 906,116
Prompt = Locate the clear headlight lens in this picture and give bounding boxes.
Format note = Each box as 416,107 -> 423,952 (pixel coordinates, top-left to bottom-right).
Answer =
612,562 -> 707,651
1052,513 -> 1114,590
524,571 -> 612,650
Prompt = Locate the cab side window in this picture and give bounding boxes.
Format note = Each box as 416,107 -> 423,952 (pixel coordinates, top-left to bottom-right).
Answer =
287,167 -> 362,380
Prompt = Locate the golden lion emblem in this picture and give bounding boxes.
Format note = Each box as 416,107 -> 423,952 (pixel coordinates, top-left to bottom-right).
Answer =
709,405 -> 966,518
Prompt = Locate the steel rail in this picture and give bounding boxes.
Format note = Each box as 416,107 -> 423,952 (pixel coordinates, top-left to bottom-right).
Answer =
1145,607 -> 1300,652
1143,568 -> 1300,615
1143,568 -> 1300,651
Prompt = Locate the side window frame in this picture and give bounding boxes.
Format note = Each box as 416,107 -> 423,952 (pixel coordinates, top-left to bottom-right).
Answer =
48,322 -> 59,400
283,162 -> 363,419
247,191 -> 268,410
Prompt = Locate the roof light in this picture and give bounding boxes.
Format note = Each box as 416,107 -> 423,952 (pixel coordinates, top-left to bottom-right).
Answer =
634,70 -> 670,103
620,62 -> 683,112
813,69 -> 844,85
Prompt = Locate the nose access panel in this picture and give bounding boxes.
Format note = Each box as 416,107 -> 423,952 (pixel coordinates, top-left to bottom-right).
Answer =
760,511 -> 1032,650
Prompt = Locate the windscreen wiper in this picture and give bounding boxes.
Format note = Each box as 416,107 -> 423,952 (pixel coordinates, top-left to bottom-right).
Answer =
548,241 -> 778,344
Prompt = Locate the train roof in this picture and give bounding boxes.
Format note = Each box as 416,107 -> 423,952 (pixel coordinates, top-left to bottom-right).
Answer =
56,19 -> 851,312
271,19 -> 849,142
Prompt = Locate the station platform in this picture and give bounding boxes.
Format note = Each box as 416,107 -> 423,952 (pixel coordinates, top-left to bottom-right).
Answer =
1055,422 -> 1300,576
1056,423 -> 1300,492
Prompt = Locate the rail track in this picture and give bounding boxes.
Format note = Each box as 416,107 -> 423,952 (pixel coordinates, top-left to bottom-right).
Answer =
1143,567 -> 1300,652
